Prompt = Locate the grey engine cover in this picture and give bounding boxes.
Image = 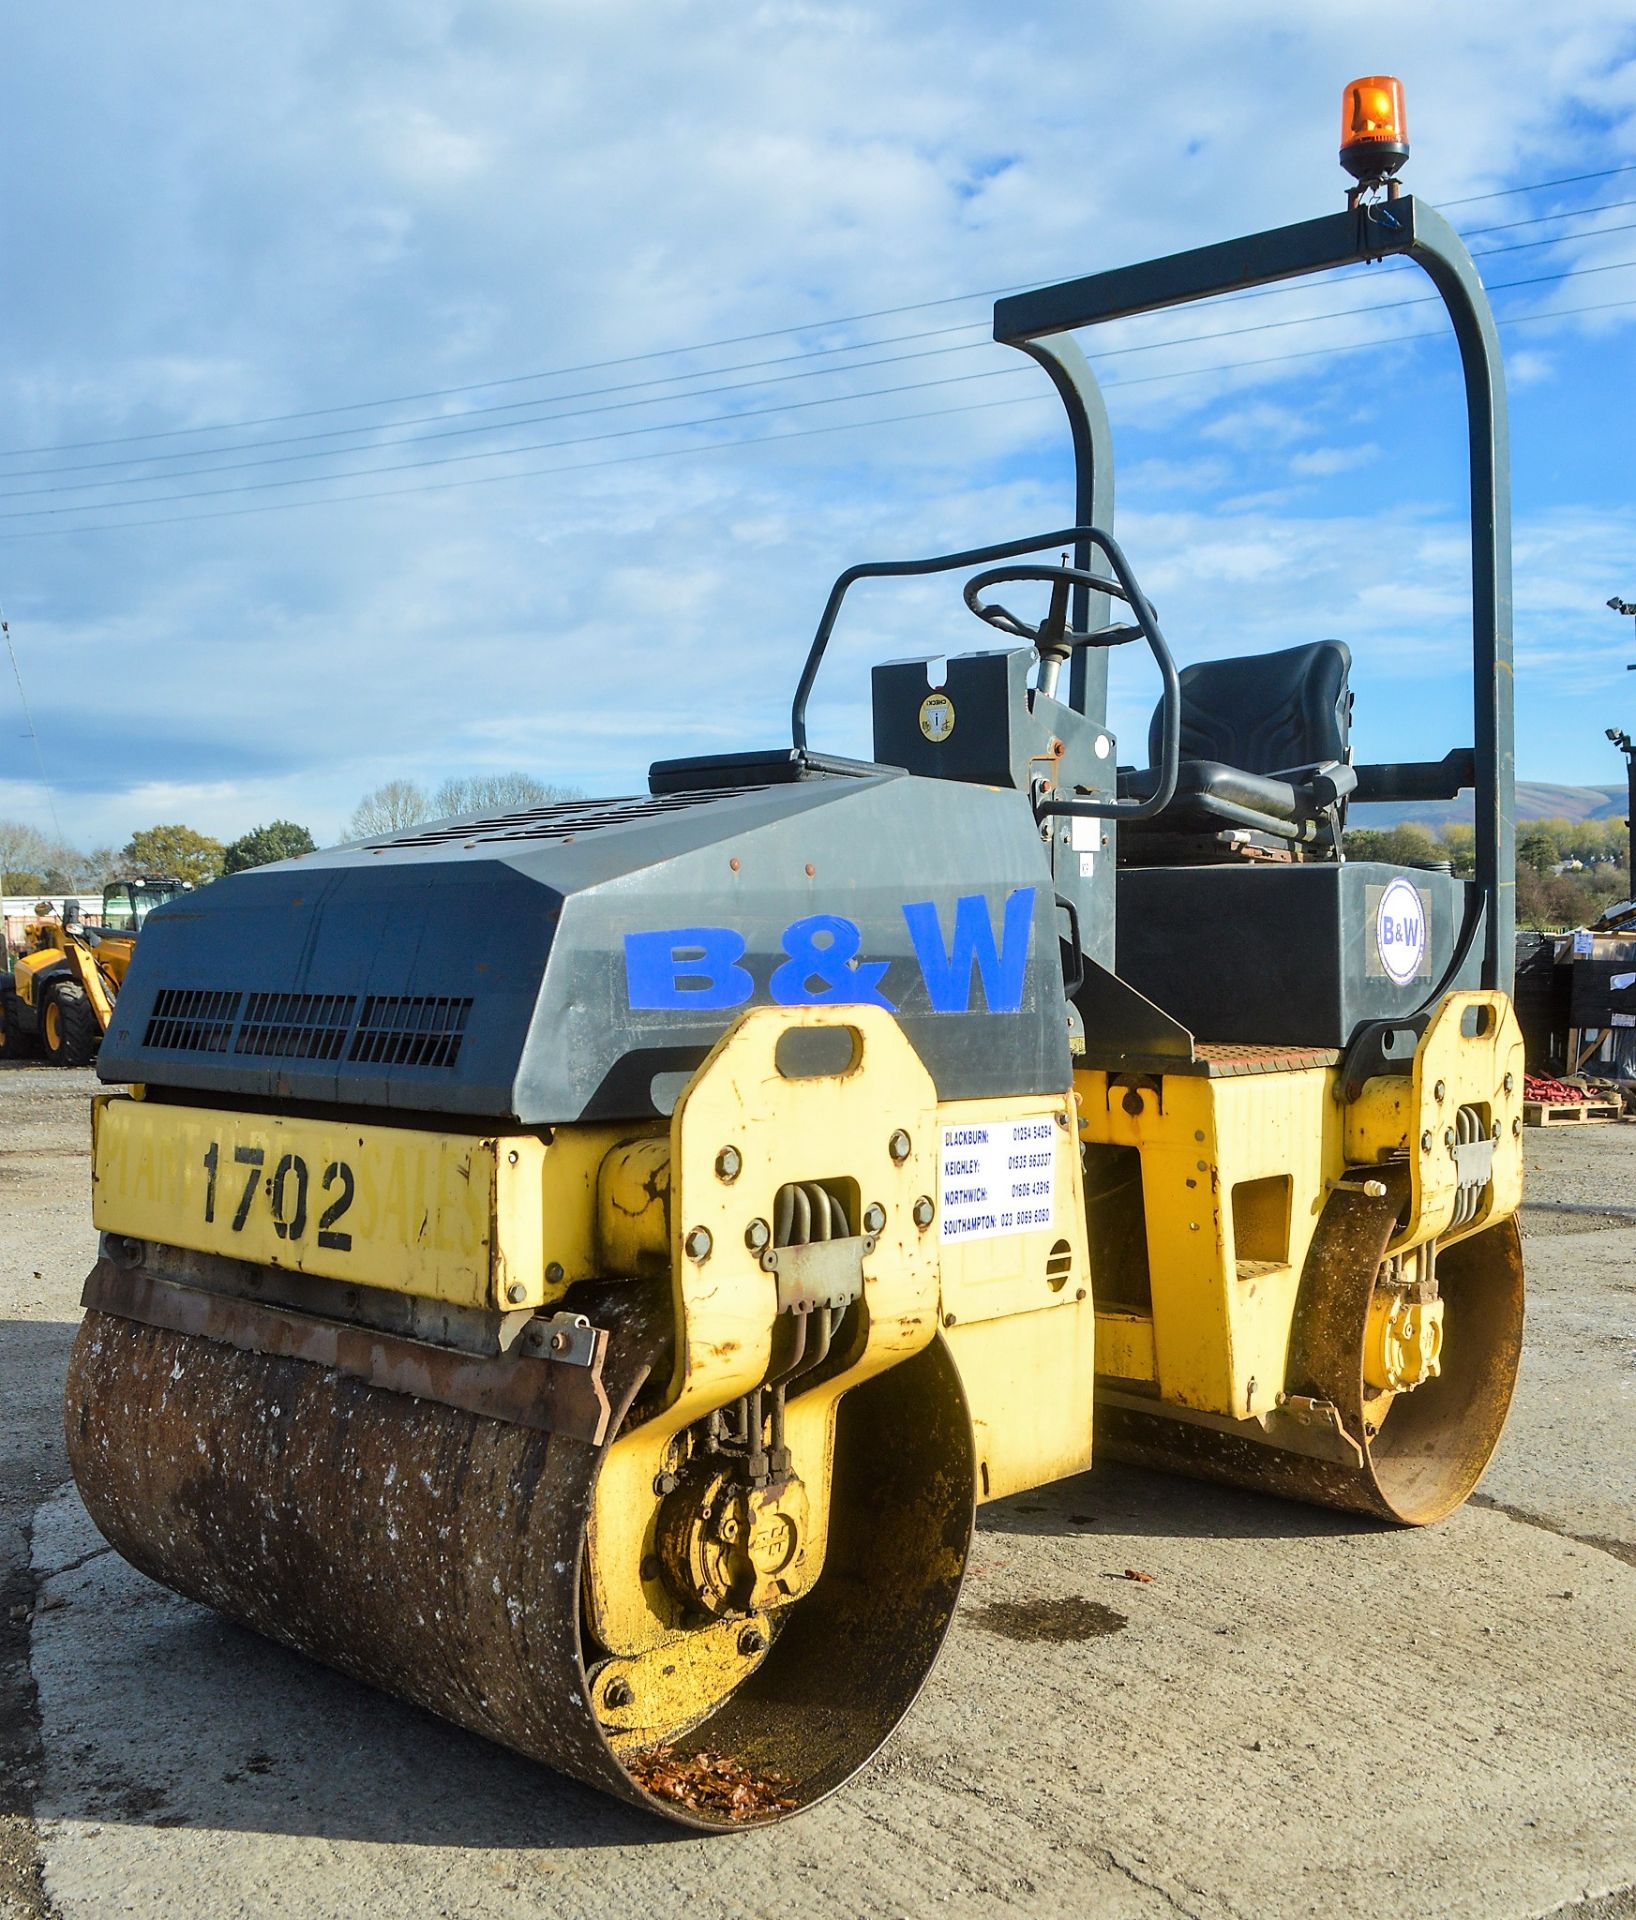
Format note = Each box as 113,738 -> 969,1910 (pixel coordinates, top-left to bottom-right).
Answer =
99,772 -> 1071,1124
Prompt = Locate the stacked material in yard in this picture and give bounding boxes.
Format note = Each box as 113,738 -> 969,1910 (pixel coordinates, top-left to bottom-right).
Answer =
1523,1072 -> 1623,1126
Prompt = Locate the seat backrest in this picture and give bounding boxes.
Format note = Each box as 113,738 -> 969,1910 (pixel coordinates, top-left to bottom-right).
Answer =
1147,641 -> 1352,775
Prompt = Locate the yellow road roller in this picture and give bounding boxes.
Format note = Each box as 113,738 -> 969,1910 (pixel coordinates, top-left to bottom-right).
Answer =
67,88 -> 1525,1827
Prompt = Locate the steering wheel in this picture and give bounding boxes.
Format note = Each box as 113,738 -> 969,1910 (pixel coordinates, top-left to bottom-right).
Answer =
960,548 -> 1180,824
789,524 -> 1180,822
962,563 -> 1144,654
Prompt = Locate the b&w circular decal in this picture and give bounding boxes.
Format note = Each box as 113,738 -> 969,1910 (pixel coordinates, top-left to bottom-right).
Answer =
1375,876 -> 1426,986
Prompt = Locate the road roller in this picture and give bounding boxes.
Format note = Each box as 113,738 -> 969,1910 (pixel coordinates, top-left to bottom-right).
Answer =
67,91 -> 1526,1827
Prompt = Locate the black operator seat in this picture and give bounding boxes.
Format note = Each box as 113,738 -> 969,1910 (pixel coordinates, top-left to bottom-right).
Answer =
1118,640 -> 1357,844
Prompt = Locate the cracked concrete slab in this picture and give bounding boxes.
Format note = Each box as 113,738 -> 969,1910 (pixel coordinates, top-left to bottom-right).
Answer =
26,1450 -> 1636,1920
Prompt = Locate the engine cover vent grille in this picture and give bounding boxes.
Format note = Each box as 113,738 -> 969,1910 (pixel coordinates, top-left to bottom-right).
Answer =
235,992 -> 358,1062
372,787 -> 764,850
348,995 -> 473,1068
139,988 -> 472,1068
143,989 -> 242,1054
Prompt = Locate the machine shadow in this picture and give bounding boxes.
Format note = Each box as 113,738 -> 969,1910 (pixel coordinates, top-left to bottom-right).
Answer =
980,1458 -> 1377,1545
39,1593 -> 689,1852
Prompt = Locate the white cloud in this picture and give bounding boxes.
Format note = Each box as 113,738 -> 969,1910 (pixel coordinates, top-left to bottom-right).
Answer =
1289,442 -> 1380,476
0,0 -> 1631,850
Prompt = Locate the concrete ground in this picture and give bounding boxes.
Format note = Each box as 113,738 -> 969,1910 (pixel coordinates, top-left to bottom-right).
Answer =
2,1060 -> 1633,1919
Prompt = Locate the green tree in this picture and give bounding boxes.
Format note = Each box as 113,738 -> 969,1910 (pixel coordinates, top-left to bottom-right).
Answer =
121,823 -> 225,886
1516,823 -> 1561,875
222,820 -> 317,875
1438,823 -> 1477,877
1385,822 -> 1442,866
1343,827 -> 1393,863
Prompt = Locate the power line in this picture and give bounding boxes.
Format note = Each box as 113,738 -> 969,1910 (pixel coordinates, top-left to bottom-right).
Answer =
0,335 -> 997,500
7,159 -> 1636,467
13,194 -> 1627,507
1462,194 -> 1636,239
8,288 -> 1633,544
1469,216 -> 1636,258
0,316 -> 997,485
0,283 -> 1038,461
8,238 -> 1636,512
1439,158 -> 1636,208
0,603 -> 64,843
0,361 -> 1025,519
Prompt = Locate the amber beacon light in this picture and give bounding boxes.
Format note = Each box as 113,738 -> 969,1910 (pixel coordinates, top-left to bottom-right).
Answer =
1339,75 -> 1409,203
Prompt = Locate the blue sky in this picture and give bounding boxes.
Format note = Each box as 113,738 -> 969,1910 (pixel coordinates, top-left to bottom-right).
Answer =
2,1 -> 1634,848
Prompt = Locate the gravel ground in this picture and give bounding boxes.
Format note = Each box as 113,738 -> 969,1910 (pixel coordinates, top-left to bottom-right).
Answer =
2,1062 -> 1633,1919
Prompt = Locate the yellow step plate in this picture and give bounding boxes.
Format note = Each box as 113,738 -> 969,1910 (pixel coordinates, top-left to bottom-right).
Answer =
90,1094 -> 549,1311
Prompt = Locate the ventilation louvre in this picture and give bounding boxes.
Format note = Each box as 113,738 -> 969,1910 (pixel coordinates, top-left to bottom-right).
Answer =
143,989 -> 242,1054
234,992 -> 358,1061
139,988 -> 472,1068
372,786 -> 763,850
348,995 -> 473,1068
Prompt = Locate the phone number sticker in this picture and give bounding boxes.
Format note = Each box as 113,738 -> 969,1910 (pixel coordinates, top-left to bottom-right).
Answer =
939,1118 -> 1057,1243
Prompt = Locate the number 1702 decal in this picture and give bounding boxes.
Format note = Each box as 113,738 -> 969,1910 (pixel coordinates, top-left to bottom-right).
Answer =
201,1141 -> 356,1251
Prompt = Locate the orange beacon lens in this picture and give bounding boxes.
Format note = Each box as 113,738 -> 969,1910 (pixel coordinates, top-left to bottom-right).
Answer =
1340,75 -> 1409,183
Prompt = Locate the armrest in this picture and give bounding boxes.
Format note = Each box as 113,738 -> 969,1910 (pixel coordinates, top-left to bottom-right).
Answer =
1351,749 -> 1476,805
1269,760 -> 1359,808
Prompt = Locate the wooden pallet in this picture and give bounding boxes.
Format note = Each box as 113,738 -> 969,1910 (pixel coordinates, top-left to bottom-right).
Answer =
1523,1099 -> 1623,1128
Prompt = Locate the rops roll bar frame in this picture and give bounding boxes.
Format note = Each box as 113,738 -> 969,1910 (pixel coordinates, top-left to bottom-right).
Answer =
990,195 -> 1515,993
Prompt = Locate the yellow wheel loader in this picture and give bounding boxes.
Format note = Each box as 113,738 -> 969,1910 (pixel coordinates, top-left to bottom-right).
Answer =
65,85 -> 1527,1828
1,877 -> 187,1066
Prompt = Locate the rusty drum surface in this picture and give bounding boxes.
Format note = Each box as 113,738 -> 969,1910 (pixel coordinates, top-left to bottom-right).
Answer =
64,1299 -> 975,1829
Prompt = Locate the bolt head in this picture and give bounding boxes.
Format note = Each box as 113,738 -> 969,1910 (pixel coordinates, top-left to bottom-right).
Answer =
507,1149 -> 520,1165
715,1145 -> 742,1183
684,1225 -> 713,1262
943,1310 -> 957,1328
889,1128 -> 912,1163
1512,1116 -> 1522,1136
1420,1130 -> 1434,1153
912,1195 -> 935,1228
1433,1079 -> 1447,1103
506,1282 -> 528,1305
744,1217 -> 771,1251
550,1330 -> 571,1354
545,1260 -> 565,1285
1443,1127 -> 1455,1149
603,1678 -> 634,1710
738,1626 -> 767,1657
862,1201 -> 887,1234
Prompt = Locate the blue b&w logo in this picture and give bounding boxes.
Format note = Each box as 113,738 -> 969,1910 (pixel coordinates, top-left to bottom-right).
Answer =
1375,876 -> 1427,986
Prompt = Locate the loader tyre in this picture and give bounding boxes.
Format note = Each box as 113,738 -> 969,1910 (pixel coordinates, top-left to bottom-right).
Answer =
0,979 -> 34,1059
64,1286 -> 977,1829
41,981 -> 98,1066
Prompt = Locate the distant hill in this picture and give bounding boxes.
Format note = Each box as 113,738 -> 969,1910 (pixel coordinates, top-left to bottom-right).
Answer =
1352,782 -> 1626,829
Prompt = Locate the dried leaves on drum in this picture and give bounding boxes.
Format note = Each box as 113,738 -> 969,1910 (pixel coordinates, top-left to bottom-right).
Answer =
624,1744 -> 797,1820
